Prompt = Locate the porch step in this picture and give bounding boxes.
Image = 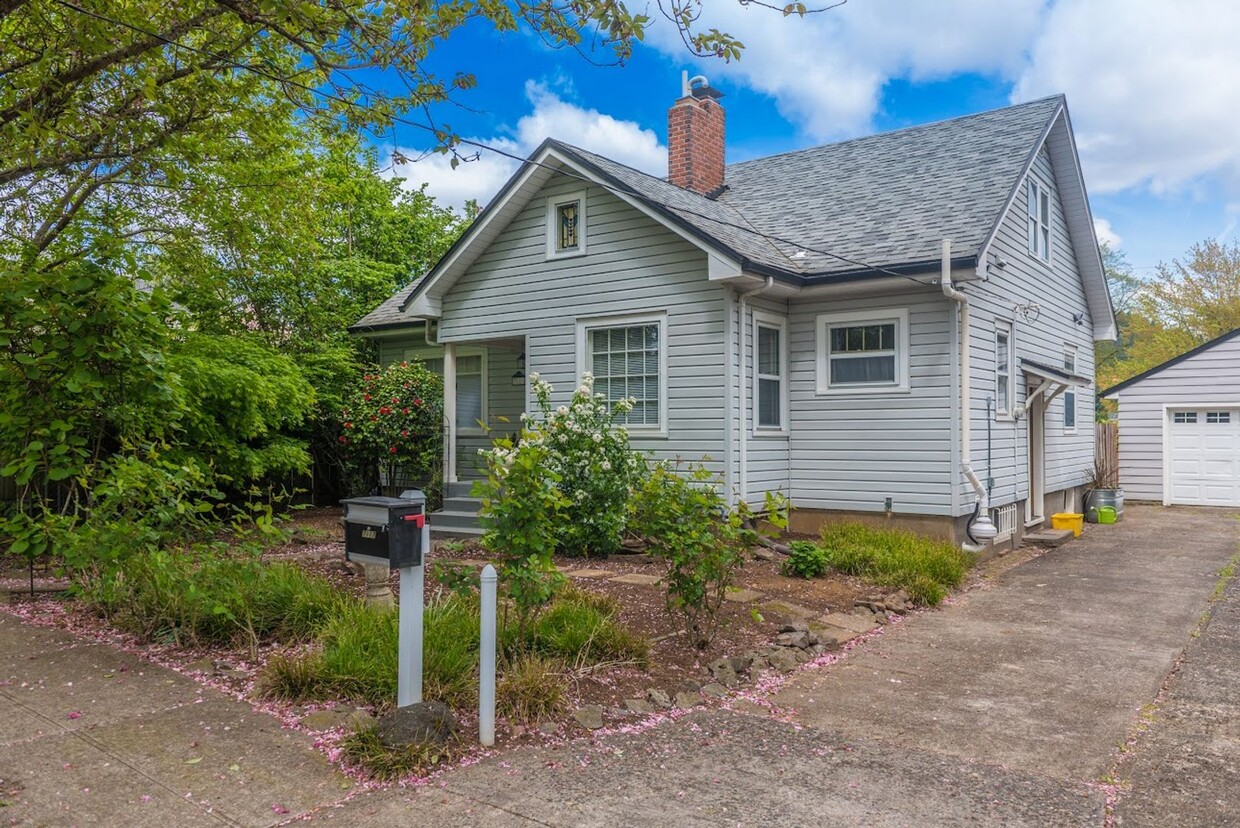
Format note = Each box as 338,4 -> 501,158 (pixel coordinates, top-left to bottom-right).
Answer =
445,480 -> 480,499
1022,528 -> 1075,548
441,496 -> 482,513
430,510 -> 484,536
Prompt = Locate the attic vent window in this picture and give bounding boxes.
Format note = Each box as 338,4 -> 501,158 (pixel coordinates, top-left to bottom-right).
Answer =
1027,177 -> 1052,263
546,191 -> 587,258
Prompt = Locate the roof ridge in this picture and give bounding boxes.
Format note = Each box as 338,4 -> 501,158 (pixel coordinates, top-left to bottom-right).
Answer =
726,94 -> 1065,170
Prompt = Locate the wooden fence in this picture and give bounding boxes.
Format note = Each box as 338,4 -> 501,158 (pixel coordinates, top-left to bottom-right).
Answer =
1095,421 -> 1119,488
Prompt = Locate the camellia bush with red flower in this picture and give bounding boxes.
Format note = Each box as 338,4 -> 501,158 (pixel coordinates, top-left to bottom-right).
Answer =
340,361 -> 444,498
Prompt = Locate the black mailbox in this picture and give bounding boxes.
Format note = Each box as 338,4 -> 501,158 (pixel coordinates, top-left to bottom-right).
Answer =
341,491 -> 426,569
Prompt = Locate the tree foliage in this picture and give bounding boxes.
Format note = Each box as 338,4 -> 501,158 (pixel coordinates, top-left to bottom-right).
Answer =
1098,239 -> 1240,392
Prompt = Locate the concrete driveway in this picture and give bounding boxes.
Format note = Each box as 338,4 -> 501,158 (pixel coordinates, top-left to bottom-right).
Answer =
0,505 -> 1236,826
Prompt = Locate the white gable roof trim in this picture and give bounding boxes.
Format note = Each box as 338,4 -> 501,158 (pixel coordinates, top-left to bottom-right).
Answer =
398,142 -> 745,322
976,102 -> 1116,343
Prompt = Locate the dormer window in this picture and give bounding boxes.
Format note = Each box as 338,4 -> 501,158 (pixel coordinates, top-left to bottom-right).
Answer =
547,191 -> 587,258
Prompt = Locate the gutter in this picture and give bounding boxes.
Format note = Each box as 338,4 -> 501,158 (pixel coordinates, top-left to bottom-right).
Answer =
737,276 -> 775,503
940,239 -> 998,552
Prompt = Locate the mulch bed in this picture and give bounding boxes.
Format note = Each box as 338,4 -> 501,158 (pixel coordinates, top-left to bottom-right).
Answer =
262,508 -> 873,712
0,506 -> 955,785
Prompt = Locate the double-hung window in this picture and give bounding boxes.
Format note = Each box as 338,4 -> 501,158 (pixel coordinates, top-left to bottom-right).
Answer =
995,320 -> 1014,416
815,309 -> 909,394
754,313 -> 787,432
579,314 -> 665,430
1063,346 -> 1078,431
546,190 -> 587,258
1027,177 -> 1052,262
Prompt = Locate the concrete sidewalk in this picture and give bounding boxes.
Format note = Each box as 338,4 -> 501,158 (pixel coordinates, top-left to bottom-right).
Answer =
0,615 -> 353,827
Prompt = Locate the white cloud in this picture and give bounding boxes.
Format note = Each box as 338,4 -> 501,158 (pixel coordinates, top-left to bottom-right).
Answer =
1012,0 -> 1240,195
641,0 -> 1046,139
390,81 -> 666,211
1093,217 -> 1121,249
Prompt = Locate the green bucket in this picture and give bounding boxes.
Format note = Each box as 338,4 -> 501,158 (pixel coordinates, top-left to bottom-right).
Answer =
1097,506 -> 1117,524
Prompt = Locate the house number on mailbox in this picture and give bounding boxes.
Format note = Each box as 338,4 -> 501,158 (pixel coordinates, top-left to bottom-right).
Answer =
362,528 -> 377,539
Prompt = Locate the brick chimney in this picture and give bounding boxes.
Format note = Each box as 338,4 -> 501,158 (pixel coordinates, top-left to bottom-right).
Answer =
668,72 -> 725,195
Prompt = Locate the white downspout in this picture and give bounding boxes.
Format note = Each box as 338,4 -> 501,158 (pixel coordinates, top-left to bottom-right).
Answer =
940,240 -> 997,551
738,277 -> 774,503
723,286 -> 736,505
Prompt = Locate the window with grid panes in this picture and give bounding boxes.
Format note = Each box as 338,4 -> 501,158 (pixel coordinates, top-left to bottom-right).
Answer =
589,323 -> 660,426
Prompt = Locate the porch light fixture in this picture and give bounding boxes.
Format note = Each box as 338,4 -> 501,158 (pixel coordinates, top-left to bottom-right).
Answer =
511,351 -> 526,386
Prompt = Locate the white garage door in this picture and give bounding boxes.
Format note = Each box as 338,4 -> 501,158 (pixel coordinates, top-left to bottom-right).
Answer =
1168,408 -> 1240,506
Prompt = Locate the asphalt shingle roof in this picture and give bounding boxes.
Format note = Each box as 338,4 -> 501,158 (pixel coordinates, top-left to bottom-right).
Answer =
351,275 -> 427,331
556,95 -> 1065,280
354,95 -> 1068,331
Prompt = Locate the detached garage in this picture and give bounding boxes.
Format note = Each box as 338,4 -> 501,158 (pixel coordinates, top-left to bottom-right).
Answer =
1101,328 -> 1240,507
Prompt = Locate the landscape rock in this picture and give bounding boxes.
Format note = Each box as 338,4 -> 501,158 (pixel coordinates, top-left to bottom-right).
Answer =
608,573 -> 662,586
300,709 -> 353,731
775,631 -> 812,649
751,548 -> 779,562
646,688 -> 673,710
823,611 -> 880,635
185,658 -> 217,675
572,705 -> 605,730
376,701 -> 458,747
538,721 -> 560,736
624,698 -> 655,714
707,658 -> 739,688
723,588 -> 765,603
676,678 -> 703,693
729,655 -> 755,674
778,620 -> 810,633
793,649 -> 812,664
700,682 -> 728,698
766,648 -> 799,673
673,691 -> 702,710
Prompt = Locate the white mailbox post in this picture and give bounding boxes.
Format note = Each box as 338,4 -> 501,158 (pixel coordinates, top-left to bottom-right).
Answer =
340,489 -> 429,709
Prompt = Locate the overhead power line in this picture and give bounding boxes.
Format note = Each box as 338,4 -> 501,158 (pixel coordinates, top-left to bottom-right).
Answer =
52,0 -> 942,285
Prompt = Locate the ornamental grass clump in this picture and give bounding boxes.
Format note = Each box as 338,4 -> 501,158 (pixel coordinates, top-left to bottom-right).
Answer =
815,522 -> 972,606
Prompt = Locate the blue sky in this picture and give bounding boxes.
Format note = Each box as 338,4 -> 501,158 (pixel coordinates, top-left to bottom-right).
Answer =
376,1 -> 1240,275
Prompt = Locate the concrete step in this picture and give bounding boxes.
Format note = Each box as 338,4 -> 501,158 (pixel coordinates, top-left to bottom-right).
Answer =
440,496 -> 482,514
445,480 -> 481,499
430,509 -> 483,532
1022,528 -> 1075,548
430,524 -> 485,538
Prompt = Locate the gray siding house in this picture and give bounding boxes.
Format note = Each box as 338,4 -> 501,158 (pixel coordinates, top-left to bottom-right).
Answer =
353,80 -> 1115,548
1101,330 -> 1240,506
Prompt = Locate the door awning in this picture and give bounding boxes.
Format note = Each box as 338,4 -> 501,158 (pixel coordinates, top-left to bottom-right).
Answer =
1020,358 -> 1091,411
1020,357 -> 1092,388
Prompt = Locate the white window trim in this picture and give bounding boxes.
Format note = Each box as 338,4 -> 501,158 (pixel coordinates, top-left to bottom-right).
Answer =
1062,344 -> 1078,435
575,311 -> 668,437
394,345 -> 489,436
995,317 -> 1015,421
545,190 -> 587,259
814,308 -> 911,396
752,310 -> 789,436
1026,176 -> 1053,265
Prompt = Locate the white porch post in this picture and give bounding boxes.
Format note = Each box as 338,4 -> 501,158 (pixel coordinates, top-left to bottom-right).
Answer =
443,342 -> 458,483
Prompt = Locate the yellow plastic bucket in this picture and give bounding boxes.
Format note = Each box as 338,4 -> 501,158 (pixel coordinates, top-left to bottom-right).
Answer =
1051,512 -> 1084,537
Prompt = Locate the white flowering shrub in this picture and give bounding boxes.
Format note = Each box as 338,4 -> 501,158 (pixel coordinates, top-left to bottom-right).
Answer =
476,372 -> 644,561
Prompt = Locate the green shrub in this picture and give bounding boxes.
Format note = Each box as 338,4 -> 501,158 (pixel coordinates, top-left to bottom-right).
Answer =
496,655 -> 566,722
630,461 -> 787,650
816,522 -> 972,606
340,360 -> 444,496
781,540 -> 831,579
